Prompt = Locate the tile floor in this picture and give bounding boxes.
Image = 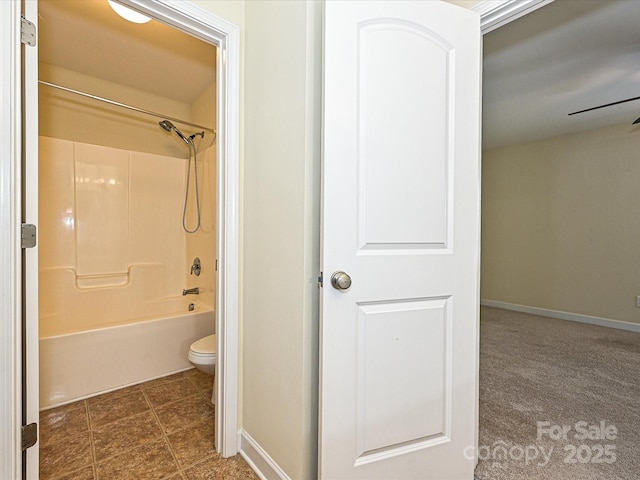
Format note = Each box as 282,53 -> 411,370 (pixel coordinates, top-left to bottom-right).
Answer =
39,369 -> 258,480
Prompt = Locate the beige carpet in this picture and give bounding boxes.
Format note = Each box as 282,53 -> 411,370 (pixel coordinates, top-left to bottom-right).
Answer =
475,307 -> 640,480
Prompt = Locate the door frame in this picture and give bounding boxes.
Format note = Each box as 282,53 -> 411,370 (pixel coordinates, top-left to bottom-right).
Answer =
0,1 -> 240,477
116,0 -> 242,457
0,2 -> 23,479
473,0 -> 555,34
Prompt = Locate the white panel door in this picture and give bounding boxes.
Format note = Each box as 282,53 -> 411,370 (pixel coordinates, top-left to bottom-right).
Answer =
320,1 -> 481,479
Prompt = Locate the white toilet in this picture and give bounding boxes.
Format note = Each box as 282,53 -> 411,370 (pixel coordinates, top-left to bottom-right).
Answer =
188,334 -> 216,375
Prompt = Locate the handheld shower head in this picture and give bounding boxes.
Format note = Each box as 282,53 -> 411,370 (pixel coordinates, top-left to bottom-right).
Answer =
158,120 -> 191,145
159,120 -> 173,132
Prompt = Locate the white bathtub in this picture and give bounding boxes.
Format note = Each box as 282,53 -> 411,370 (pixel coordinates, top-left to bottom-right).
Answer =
40,298 -> 214,409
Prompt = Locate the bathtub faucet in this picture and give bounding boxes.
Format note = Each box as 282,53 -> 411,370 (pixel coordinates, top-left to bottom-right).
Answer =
182,287 -> 199,296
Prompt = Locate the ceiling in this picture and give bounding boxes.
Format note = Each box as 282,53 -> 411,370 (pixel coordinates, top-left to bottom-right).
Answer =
38,0 -> 640,149
483,0 -> 640,150
38,0 -> 216,105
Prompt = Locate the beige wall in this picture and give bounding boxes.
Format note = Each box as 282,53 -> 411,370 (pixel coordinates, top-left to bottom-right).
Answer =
194,0 -> 320,477
242,1 -> 321,478
482,123 -> 640,324
39,64 -> 192,158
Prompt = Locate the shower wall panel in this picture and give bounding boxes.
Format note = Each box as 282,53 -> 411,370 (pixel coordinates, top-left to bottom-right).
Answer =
184,144 -> 217,309
74,143 -> 130,282
39,136 -> 187,336
186,81 -> 217,310
39,137 -> 75,270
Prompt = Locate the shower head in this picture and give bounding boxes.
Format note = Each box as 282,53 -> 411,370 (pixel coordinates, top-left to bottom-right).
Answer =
158,120 -> 173,132
159,120 -> 191,145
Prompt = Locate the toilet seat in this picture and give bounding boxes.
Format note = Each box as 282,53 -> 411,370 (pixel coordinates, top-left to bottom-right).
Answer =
188,334 -> 217,404
188,334 -> 216,376
189,334 -> 216,357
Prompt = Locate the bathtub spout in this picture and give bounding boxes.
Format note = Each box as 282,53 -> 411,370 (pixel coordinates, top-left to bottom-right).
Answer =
182,287 -> 199,295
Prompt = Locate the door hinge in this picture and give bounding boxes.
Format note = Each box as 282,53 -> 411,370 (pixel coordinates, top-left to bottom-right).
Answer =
317,271 -> 323,287
21,16 -> 36,47
21,423 -> 37,451
21,223 -> 37,249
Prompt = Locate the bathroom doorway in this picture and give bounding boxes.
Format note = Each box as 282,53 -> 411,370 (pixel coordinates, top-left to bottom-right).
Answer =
22,0 -> 241,477
37,0 -> 218,407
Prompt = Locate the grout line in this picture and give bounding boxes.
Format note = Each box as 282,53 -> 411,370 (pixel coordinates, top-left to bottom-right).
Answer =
88,389 -> 153,429
183,371 -> 215,404
90,383 -> 178,467
175,448 -> 218,474
49,464 -> 95,480
145,377 -> 216,479
89,411 -> 165,465
183,374 -> 200,391
84,399 -> 98,479
41,404 -> 96,480
141,385 -> 183,475
155,391 -> 210,412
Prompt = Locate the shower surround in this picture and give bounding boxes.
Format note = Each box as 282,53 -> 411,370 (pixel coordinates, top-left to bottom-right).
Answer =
39,136 -> 216,408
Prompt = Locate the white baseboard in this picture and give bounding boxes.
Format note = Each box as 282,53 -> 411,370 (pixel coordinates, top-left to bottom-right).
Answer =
481,300 -> 640,333
239,429 -> 292,480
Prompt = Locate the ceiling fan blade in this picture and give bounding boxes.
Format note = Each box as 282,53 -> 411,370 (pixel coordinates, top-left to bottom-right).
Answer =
633,117 -> 640,125
568,95 -> 640,116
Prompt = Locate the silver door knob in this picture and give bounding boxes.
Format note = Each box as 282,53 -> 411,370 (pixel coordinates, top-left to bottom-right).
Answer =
331,271 -> 352,290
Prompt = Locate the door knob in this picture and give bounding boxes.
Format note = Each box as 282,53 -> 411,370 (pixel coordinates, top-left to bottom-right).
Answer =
331,271 -> 352,291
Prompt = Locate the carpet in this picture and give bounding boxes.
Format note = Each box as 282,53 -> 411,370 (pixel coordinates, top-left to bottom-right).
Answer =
475,306 -> 640,480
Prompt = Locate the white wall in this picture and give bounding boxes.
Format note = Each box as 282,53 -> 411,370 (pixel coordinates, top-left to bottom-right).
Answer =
482,122 -> 640,324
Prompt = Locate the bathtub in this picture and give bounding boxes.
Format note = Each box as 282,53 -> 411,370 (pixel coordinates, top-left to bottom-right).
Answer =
40,297 -> 214,409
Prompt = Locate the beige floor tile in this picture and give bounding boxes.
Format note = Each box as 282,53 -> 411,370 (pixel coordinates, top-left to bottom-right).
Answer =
55,466 -> 95,480
167,419 -> 215,468
95,439 -> 179,480
141,371 -> 188,389
40,431 -> 93,480
154,394 -> 214,434
88,390 -> 150,428
40,373 -> 257,480
40,402 -> 89,447
144,377 -> 199,408
92,410 -> 163,461
182,455 -> 259,480
86,384 -> 142,405
163,473 -> 186,480
183,369 -> 214,394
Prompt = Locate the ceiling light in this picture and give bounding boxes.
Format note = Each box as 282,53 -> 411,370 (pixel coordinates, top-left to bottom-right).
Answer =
107,1 -> 151,24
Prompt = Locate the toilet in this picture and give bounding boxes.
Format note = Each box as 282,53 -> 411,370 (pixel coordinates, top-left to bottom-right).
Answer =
188,334 -> 216,375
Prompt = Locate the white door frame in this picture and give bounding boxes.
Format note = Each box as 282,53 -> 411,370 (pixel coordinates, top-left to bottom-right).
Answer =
0,1 -> 240,476
474,0 -> 554,34
0,2 -> 23,479
121,0 -> 241,457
